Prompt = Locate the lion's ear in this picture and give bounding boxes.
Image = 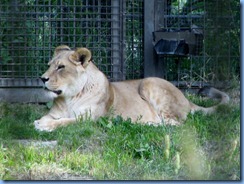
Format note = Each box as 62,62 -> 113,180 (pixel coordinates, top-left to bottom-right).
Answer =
54,45 -> 71,56
69,47 -> 92,67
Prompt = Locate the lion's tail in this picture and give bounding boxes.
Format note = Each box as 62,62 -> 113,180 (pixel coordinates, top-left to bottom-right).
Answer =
190,87 -> 230,114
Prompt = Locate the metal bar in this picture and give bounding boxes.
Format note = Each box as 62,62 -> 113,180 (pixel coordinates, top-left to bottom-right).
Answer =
120,0 -> 126,80
111,0 -> 121,81
144,0 -> 164,78
0,78 -> 42,87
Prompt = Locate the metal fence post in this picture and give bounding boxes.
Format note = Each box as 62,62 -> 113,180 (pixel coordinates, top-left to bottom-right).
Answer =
120,0 -> 126,81
144,0 -> 166,78
111,0 -> 121,81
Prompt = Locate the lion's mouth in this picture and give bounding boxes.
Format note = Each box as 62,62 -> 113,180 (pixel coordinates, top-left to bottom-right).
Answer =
44,87 -> 62,95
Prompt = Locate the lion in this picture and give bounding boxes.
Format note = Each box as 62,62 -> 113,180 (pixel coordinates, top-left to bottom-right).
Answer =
34,45 -> 230,131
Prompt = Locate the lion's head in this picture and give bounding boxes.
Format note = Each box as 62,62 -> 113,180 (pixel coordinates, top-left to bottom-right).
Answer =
41,45 -> 92,97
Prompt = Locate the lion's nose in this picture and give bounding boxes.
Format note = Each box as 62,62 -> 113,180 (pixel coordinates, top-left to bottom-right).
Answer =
40,77 -> 49,83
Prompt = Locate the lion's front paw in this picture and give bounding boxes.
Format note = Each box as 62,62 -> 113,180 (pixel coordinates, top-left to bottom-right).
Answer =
34,120 -> 55,132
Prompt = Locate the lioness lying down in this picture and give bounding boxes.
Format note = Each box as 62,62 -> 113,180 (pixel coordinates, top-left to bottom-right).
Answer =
34,45 -> 230,131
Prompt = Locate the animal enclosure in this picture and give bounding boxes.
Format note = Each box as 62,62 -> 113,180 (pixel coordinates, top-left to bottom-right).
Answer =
0,0 -> 240,101
0,0 -> 143,87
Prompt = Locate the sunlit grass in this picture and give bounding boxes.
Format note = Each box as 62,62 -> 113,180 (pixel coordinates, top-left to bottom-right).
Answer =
0,92 -> 240,180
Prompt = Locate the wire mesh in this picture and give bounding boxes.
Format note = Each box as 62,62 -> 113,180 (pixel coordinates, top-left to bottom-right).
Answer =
158,0 -> 239,87
125,0 -> 144,79
0,0 -> 144,87
0,0 -> 239,89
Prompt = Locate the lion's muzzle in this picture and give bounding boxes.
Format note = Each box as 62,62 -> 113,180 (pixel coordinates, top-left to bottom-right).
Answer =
40,77 -> 49,84
43,87 -> 62,95
40,77 -> 62,95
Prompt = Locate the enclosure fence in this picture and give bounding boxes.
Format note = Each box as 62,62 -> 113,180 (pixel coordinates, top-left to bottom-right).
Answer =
0,0 -> 143,88
0,0 -> 240,91
144,0 -> 240,88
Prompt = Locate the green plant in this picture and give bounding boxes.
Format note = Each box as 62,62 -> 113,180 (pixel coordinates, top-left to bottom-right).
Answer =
0,90 -> 240,180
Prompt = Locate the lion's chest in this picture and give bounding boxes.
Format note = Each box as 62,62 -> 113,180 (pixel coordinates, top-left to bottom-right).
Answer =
66,98 -> 106,119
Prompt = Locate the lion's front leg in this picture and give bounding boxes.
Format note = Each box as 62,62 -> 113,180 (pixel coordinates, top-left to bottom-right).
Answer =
34,115 -> 76,132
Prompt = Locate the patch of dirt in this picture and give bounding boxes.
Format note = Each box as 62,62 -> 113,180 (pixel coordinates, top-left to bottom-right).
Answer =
13,163 -> 93,180
12,139 -> 94,180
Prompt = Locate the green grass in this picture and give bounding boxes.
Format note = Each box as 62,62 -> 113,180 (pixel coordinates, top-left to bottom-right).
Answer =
0,93 -> 240,180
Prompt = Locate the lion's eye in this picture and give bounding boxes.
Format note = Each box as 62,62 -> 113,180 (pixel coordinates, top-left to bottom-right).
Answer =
57,65 -> 65,70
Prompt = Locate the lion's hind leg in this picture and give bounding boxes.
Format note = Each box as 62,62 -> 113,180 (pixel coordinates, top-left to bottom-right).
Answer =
139,78 -> 190,125
154,103 -> 184,126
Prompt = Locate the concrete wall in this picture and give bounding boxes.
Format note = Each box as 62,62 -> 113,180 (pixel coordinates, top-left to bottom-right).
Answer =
0,88 -> 53,103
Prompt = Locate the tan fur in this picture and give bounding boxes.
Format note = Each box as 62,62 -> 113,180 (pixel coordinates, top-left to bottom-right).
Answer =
34,45 -> 230,131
